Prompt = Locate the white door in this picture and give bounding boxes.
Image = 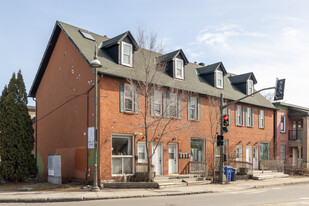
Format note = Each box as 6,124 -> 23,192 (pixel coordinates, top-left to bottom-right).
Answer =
246,146 -> 252,163
293,148 -> 297,167
152,142 -> 163,175
253,146 -> 259,170
168,143 -> 178,174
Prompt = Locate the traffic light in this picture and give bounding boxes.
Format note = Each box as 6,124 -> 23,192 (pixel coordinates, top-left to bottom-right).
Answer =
274,78 -> 285,101
223,115 -> 229,133
217,135 -> 223,147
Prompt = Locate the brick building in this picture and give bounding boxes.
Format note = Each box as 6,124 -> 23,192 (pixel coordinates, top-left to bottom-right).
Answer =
29,21 -> 275,182
274,102 -> 309,169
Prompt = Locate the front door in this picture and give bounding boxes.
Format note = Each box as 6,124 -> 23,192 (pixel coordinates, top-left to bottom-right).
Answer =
293,148 -> 297,167
246,146 -> 252,163
253,146 -> 259,170
168,143 -> 178,174
152,142 -> 163,175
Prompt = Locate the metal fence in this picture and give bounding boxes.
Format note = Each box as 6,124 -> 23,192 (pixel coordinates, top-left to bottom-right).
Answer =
260,160 -> 284,172
181,161 -> 208,176
190,161 -> 208,176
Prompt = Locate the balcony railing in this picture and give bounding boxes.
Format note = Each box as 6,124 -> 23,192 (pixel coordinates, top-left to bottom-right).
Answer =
288,129 -> 303,141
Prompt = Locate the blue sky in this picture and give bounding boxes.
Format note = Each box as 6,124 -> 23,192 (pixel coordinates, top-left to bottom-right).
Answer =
1,0 -> 309,107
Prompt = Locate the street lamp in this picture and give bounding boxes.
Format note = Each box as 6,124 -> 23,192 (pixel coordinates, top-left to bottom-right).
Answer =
90,43 -> 102,192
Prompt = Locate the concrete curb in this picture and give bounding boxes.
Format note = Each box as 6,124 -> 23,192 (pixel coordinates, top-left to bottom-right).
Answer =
1,180 -> 309,203
251,180 -> 309,189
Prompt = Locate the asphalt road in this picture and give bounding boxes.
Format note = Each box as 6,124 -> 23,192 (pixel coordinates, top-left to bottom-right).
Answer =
4,184 -> 309,206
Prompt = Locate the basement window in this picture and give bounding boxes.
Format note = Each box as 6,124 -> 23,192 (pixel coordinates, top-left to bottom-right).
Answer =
79,30 -> 95,41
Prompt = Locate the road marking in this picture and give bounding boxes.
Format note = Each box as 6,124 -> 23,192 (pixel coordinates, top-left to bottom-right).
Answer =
300,197 -> 309,200
245,190 -> 266,194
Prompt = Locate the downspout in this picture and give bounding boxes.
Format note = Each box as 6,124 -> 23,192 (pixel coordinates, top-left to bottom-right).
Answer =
273,109 -> 277,160
86,91 -> 89,181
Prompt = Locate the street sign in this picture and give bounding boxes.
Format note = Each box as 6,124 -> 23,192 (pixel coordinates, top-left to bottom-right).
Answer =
274,78 -> 285,101
88,127 -> 95,149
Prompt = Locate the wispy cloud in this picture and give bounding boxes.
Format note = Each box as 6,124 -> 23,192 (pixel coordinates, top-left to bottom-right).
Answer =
195,24 -> 266,52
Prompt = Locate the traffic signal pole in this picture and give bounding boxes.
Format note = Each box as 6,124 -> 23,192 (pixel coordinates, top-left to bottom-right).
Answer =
219,93 -> 224,183
218,86 -> 276,184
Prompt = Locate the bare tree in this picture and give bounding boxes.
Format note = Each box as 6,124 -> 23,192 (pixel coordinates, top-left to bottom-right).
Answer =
205,97 -> 221,182
127,27 -> 192,181
194,96 -> 228,182
262,91 -> 275,102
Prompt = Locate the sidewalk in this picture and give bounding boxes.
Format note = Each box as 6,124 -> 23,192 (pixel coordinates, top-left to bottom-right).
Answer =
1,176 -> 309,203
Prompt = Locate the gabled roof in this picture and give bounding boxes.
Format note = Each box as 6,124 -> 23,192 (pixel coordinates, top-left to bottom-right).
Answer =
29,21 -> 275,110
159,49 -> 189,65
29,22 -> 61,98
100,31 -> 139,50
229,72 -> 257,84
197,62 -> 227,76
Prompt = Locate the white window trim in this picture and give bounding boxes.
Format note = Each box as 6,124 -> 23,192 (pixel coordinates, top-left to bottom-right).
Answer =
121,41 -> 133,67
280,115 -> 286,133
138,142 -> 147,163
236,105 -> 243,126
259,110 -> 265,128
247,79 -> 254,95
216,70 -> 223,89
124,83 -> 134,112
154,90 -> 163,116
111,134 -> 135,176
169,93 -> 178,117
247,107 -> 252,127
175,58 -> 184,79
189,96 -> 197,120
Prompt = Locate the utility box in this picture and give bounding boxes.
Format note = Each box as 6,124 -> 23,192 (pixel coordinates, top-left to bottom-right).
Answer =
48,154 -> 62,184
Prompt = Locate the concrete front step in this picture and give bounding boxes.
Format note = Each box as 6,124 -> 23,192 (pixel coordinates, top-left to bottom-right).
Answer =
252,171 -> 289,180
154,175 -> 207,188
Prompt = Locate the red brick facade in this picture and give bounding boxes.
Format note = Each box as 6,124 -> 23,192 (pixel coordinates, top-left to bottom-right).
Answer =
34,29 -> 274,182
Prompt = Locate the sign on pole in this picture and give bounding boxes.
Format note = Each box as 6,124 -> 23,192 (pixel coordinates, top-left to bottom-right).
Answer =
88,127 -> 95,149
274,78 -> 285,101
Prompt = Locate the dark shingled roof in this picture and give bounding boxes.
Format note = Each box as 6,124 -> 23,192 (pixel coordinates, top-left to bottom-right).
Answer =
101,31 -> 139,50
159,49 -> 189,65
29,21 -> 275,110
229,72 -> 257,84
197,62 -> 227,76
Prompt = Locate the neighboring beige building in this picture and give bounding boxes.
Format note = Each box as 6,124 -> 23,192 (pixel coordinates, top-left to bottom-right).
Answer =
27,106 -> 36,120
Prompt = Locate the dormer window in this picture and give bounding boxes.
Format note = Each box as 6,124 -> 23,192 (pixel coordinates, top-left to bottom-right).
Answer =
121,42 -> 133,67
216,70 -> 223,88
247,80 -> 254,95
175,58 -> 184,79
